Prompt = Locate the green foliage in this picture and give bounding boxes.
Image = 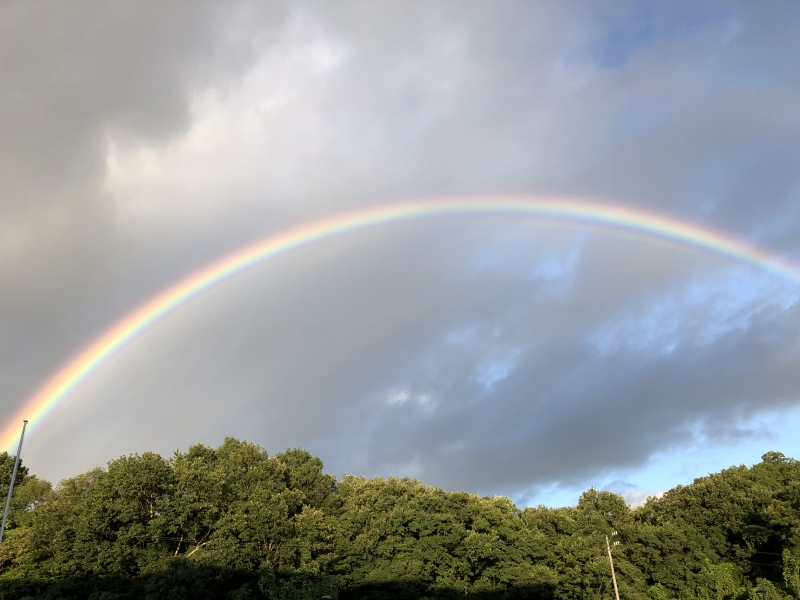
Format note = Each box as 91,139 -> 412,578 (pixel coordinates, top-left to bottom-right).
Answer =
784,548 -> 800,599
0,444 -> 798,600
648,582 -> 669,600
258,572 -> 338,600
0,452 -> 51,564
697,560 -> 744,600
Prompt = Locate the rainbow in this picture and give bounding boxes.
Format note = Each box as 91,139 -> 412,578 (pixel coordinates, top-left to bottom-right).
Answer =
3,196 -> 800,450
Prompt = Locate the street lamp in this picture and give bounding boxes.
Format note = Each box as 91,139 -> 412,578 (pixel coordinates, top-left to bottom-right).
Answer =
606,531 -> 621,600
756,588 -> 767,600
0,420 -> 27,547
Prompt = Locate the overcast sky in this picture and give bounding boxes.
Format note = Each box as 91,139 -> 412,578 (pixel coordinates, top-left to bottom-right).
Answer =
2,1 -> 799,507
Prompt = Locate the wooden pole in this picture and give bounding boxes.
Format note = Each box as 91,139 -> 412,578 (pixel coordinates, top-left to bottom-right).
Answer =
606,534 -> 621,600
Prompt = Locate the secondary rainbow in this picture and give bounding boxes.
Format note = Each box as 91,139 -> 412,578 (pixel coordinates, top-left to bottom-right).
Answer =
4,196 -> 800,450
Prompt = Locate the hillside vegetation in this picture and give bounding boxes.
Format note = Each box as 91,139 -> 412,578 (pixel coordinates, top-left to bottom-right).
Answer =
0,440 -> 797,600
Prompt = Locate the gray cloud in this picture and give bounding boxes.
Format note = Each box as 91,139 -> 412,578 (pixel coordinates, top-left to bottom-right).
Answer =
0,0 -> 275,422
3,2 -> 799,501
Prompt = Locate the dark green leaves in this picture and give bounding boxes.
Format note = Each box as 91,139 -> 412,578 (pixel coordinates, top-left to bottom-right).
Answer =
1,444 -> 799,600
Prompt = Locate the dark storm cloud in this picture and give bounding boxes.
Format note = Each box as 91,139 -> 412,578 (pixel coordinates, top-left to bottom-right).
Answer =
3,1 -> 800,499
293,235 -> 800,496
0,0 -> 279,424
25,222 -> 800,497
1,2 -> 232,205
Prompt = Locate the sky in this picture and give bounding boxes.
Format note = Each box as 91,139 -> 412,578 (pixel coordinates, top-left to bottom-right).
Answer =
2,0 -> 800,508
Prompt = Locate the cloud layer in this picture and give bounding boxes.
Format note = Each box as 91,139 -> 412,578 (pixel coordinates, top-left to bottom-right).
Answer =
2,1 -> 799,503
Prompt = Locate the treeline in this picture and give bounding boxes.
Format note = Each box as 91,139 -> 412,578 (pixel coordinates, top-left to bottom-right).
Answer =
0,440 -> 798,600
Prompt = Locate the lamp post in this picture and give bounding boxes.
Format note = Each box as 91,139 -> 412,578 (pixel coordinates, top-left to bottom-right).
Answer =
757,587 -> 767,600
0,420 -> 28,547
606,531 -> 621,600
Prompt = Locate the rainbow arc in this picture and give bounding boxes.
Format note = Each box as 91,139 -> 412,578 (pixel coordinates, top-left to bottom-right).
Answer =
4,196 -> 799,450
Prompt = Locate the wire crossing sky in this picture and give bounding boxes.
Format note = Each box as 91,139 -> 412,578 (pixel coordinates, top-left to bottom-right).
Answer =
3,196 -> 799,451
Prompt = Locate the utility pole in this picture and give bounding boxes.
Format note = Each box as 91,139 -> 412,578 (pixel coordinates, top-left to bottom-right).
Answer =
606,531 -> 621,600
0,420 -> 28,547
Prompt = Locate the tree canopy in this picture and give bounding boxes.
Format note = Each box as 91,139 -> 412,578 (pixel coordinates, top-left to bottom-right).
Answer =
0,441 -> 798,600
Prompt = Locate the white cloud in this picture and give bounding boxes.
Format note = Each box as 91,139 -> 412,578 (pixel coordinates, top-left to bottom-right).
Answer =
386,391 -> 410,405
621,489 -> 664,508
104,8 -> 351,228
386,390 -> 435,411
588,266 -> 800,358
